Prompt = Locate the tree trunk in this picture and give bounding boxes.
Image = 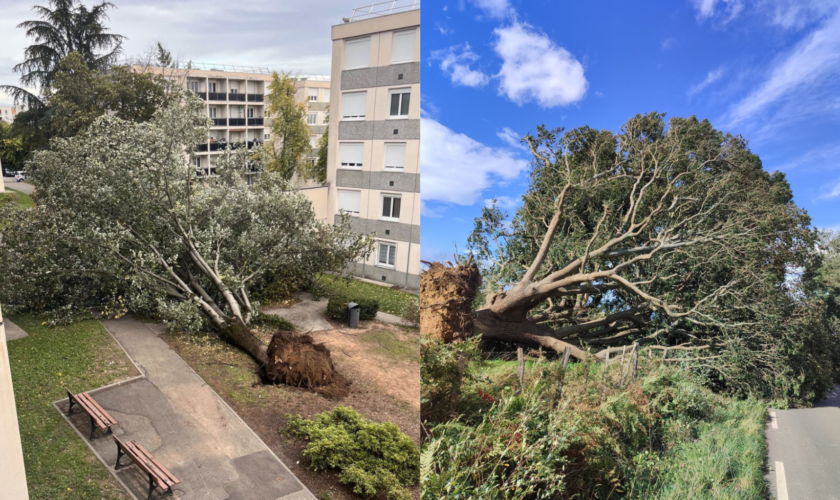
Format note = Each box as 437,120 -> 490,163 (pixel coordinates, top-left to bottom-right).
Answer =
474,308 -> 594,361
213,315 -> 268,366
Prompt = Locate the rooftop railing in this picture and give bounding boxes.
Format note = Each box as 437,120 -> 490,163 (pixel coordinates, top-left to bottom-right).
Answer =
345,0 -> 419,22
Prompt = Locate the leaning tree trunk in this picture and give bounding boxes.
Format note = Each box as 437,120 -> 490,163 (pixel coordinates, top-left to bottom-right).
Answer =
474,308 -> 592,360
205,313 -> 268,366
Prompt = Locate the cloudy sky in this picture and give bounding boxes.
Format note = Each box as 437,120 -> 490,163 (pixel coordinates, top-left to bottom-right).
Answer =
421,0 -> 840,261
0,0 -> 354,105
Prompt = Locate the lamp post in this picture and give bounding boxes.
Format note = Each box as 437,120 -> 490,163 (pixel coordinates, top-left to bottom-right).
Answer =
0,304 -> 29,499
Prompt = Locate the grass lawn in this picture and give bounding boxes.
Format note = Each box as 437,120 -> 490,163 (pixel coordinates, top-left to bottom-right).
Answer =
316,273 -> 418,318
7,315 -> 137,500
2,187 -> 34,208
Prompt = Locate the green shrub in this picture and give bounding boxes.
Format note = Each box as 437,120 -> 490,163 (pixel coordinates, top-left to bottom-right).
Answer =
326,294 -> 379,321
286,406 -> 419,499
251,313 -> 294,330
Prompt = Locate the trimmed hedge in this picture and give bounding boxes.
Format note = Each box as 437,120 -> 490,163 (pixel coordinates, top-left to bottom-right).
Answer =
327,294 -> 380,321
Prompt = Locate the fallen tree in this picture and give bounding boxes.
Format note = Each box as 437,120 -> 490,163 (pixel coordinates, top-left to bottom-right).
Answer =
468,113 -> 819,366
0,91 -> 372,370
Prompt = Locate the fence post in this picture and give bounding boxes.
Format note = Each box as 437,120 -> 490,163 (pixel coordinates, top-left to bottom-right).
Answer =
552,346 -> 572,409
602,349 -> 610,398
633,344 -> 639,380
516,347 -> 525,394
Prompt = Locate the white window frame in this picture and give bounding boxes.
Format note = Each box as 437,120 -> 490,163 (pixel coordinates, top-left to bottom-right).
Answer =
344,37 -> 371,70
388,88 -> 411,118
307,112 -> 317,125
392,30 -> 416,64
339,142 -> 364,169
324,89 -> 331,102
376,241 -> 397,269
381,193 -> 402,222
342,91 -> 367,121
209,107 -> 217,118
337,189 -> 361,217
384,142 -> 406,171
208,81 -> 217,93
308,88 -> 318,102
188,81 -> 200,92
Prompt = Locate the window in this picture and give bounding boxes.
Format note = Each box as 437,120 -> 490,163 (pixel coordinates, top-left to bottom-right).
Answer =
392,30 -> 416,63
230,87 -> 238,94
340,143 -> 363,168
188,81 -> 200,92
345,37 -> 371,70
209,82 -> 217,93
377,242 -> 397,268
342,92 -> 366,120
337,189 -> 361,216
384,143 -> 406,170
307,112 -> 317,125
248,107 -> 254,118
381,194 -> 401,220
389,89 -> 410,117
264,133 -> 270,140
193,156 -> 201,169
324,89 -> 331,102
310,136 -> 318,148
308,88 -> 318,102
209,107 -> 217,118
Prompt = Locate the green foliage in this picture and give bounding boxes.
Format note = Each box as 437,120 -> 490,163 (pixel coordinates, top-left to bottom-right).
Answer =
0,121 -> 28,172
420,338 -> 483,423
265,72 -> 312,180
1,0 -> 125,109
311,111 -> 329,184
7,315 -> 136,499
326,294 -> 380,321
286,406 -> 419,499
250,313 -> 295,331
316,273 -> 419,319
422,357 -> 768,499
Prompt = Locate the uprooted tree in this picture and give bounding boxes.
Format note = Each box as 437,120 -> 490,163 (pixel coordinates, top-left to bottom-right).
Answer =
0,91 -> 373,373
467,113 -> 827,372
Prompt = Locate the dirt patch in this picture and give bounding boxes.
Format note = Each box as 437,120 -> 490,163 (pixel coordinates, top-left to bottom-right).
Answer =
420,259 -> 482,342
262,331 -> 349,399
159,321 -> 420,500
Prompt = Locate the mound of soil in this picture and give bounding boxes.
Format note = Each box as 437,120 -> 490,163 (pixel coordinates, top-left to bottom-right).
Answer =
420,258 -> 482,342
262,330 -> 350,397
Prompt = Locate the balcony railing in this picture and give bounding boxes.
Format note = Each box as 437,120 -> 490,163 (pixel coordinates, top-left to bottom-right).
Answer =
192,91 -> 207,100
248,118 -> 264,126
247,94 -> 264,102
229,118 -> 246,126
208,92 -> 227,101
211,118 -> 227,126
196,143 -> 209,152
209,141 -> 228,152
229,93 -> 245,101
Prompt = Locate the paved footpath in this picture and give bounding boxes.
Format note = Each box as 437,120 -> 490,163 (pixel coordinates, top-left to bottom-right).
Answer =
766,385 -> 840,500
58,317 -> 315,500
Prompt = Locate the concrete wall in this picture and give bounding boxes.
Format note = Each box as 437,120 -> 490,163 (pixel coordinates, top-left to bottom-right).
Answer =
0,305 -> 29,499
300,186 -> 330,222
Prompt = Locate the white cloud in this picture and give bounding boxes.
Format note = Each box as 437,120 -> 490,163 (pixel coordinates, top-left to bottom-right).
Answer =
727,9 -> 840,124
497,126 -> 528,151
484,195 -> 520,209
492,21 -> 588,107
692,0 -> 837,28
817,178 -> 840,200
661,37 -> 678,50
431,44 -> 490,87
693,0 -> 745,23
468,0 -> 512,18
421,117 -> 529,205
688,67 -> 725,96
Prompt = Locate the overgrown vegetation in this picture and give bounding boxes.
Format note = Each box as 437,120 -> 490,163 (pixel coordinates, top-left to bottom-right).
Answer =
326,295 -> 380,321
421,341 -> 768,499
6,315 -> 136,500
286,406 -> 420,500
2,188 -> 34,208
316,273 -> 419,321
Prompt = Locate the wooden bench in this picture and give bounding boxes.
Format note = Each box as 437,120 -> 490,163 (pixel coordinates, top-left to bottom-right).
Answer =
114,436 -> 180,500
65,388 -> 117,441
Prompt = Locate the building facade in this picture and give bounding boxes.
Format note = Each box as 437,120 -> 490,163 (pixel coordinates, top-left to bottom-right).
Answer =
326,6 -> 421,290
0,106 -> 17,124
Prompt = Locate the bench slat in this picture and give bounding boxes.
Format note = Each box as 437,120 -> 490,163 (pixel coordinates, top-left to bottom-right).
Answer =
69,391 -> 107,429
134,442 -> 180,485
80,393 -> 117,426
114,437 -> 179,490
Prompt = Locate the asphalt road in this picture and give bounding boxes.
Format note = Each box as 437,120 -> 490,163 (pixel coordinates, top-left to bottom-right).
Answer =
2,179 -> 35,195
766,385 -> 840,499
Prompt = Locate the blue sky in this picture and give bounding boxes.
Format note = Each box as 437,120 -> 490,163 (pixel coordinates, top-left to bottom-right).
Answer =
420,0 -> 840,262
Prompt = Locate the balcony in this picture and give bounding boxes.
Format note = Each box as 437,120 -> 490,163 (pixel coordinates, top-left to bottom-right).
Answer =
208,92 -> 227,101
209,141 -> 228,152
196,143 -> 209,152
247,94 -> 264,102
247,118 -> 264,126
192,91 -> 207,100
229,93 -> 246,102
211,118 -> 227,127
229,118 -> 246,126
230,141 -> 246,150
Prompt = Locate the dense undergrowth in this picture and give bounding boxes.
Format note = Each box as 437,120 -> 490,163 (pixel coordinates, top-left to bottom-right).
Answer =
421,339 -> 769,499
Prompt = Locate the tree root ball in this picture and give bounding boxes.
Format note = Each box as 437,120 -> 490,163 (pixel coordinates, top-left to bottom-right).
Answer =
262,331 -> 348,396
420,259 -> 482,342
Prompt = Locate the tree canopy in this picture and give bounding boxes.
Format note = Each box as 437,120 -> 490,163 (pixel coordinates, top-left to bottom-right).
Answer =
0,91 -> 372,366
1,0 -> 124,109
467,113 -> 837,401
264,72 -> 312,181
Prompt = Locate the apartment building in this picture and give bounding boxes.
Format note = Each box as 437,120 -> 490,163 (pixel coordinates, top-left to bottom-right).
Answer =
325,4 -> 420,290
